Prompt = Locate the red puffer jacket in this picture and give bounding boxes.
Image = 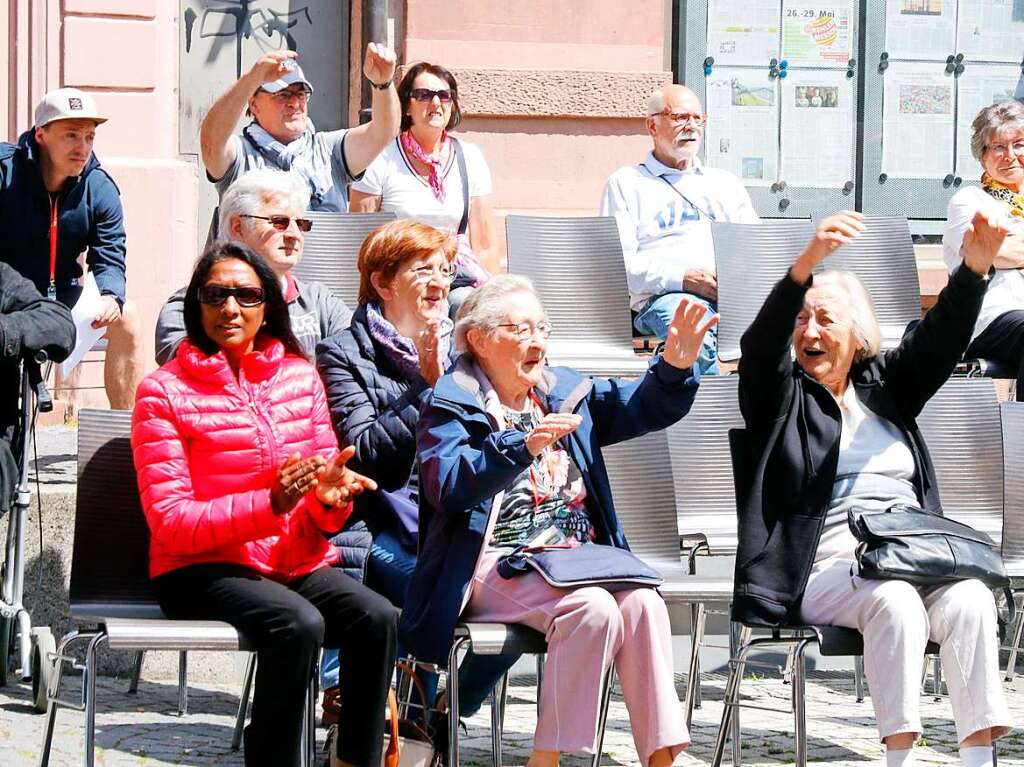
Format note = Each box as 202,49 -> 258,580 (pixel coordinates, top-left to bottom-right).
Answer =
132,336 -> 350,580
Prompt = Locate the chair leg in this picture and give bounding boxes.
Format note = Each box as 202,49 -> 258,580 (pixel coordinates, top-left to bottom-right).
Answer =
590,666 -> 617,767
931,655 -> 943,700
83,634 -> 106,767
301,667 -> 317,767
853,655 -> 865,703
232,653 -> 256,751
792,639 -> 815,767
448,637 -> 469,767
1004,605 -> 1023,682
729,623 -> 752,766
685,602 -> 707,728
36,631 -> 80,767
535,652 -> 546,717
177,651 -> 188,716
127,651 -> 144,694
490,672 -> 509,767
710,630 -> 753,767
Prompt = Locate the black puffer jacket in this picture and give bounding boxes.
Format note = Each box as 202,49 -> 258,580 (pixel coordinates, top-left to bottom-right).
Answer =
732,263 -> 989,627
316,304 -> 455,544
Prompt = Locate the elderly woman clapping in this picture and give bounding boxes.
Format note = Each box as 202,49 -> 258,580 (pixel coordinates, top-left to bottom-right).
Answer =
944,100 -> 1024,400
735,212 -> 1012,767
401,274 -> 716,767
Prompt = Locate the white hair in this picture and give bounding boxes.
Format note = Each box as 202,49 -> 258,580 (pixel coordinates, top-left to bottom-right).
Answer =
454,274 -> 540,356
646,89 -> 666,117
218,169 -> 308,239
811,270 -> 882,362
971,100 -> 1024,162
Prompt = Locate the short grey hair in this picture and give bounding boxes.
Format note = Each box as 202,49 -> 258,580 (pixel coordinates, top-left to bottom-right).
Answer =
970,100 -> 1024,162
454,274 -> 540,356
647,89 -> 666,117
811,270 -> 881,362
218,169 -> 308,238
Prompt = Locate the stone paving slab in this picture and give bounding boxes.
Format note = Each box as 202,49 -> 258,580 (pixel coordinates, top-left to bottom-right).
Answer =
2,671 -> 1021,766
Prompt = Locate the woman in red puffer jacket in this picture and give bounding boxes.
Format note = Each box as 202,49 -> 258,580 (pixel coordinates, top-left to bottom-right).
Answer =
132,242 -> 397,767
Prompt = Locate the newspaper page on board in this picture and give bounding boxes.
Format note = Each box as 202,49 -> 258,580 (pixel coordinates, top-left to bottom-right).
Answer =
884,0 -> 955,60
704,70 -> 779,187
881,62 -> 955,179
781,70 -> 855,188
781,0 -> 856,66
706,0 -> 781,66
955,65 -> 1022,179
957,0 -> 1024,63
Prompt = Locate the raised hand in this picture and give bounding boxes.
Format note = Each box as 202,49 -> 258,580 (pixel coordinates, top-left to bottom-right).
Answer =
790,211 -> 866,283
270,451 -> 326,515
315,446 -> 379,508
248,50 -> 299,89
661,296 -> 720,371
414,319 -> 445,386
525,414 -> 583,456
962,210 -> 1009,277
363,42 -> 397,87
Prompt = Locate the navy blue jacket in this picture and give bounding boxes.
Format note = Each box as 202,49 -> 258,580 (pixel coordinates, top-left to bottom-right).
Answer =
732,263 -> 988,627
399,354 -> 700,664
0,131 -> 126,306
316,304 -> 457,546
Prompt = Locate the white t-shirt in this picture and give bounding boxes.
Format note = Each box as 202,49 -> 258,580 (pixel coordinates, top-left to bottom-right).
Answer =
942,185 -> 1024,340
600,153 -> 759,310
211,129 -> 357,213
351,137 -> 493,234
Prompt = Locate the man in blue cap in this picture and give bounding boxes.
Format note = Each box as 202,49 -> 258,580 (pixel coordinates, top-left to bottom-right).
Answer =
200,42 -> 400,212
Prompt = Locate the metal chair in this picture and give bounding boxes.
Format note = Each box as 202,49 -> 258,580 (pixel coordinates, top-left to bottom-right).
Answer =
505,215 -> 649,377
446,622 -> 616,767
999,401 -> 1024,681
292,211 -> 396,307
37,410 -> 316,767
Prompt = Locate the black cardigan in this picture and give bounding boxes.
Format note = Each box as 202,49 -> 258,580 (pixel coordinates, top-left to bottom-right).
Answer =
731,263 -> 989,626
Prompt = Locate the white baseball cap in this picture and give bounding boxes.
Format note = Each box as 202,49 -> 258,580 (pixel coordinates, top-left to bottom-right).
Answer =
33,88 -> 107,128
260,62 -> 314,95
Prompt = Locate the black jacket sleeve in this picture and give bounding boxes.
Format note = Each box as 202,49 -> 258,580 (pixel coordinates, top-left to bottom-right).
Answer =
0,262 -> 75,362
737,272 -> 807,426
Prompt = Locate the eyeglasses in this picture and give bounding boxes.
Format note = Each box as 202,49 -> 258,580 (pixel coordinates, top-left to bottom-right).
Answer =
197,285 -> 266,308
408,262 -> 458,284
263,87 -> 311,103
240,214 -> 313,232
986,140 -> 1024,157
497,321 -> 553,341
650,110 -> 707,126
409,88 -> 455,103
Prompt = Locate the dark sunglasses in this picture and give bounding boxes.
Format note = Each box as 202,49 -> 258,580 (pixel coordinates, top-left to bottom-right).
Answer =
240,214 -> 313,233
198,285 -> 266,308
409,88 -> 454,103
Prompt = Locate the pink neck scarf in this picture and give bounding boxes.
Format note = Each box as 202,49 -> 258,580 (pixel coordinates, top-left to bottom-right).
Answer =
400,130 -> 448,203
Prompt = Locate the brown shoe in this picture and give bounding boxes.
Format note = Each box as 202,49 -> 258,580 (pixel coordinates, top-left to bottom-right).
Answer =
321,685 -> 341,727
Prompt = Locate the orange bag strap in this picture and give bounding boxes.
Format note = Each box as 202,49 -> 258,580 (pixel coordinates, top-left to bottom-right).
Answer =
385,688 -> 400,767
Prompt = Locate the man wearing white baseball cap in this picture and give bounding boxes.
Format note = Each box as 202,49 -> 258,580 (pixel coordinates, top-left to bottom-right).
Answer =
201,42 -> 401,212
0,87 -> 143,409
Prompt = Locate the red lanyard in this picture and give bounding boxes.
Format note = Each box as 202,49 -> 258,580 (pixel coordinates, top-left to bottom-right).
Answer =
47,194 -> 59,299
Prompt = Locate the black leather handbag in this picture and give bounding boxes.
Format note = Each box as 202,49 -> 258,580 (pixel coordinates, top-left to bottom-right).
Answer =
847,504 -> 1009,588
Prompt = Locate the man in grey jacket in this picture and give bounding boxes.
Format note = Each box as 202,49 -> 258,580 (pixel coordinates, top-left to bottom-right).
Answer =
155,168 -> 352,364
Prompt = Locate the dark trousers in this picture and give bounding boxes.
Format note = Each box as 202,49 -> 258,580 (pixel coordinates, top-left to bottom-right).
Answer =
966,310 -> 1024,401
153,562 -> 398,767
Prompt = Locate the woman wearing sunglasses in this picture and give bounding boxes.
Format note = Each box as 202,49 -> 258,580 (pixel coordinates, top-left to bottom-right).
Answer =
132,242 -> 398,767
349,62 -> 498,309
315,219 -> 514,724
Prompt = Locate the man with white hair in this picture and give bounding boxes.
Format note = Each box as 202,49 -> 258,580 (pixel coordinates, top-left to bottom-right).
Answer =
601,84 -> 758,374
154,169 -> 352,364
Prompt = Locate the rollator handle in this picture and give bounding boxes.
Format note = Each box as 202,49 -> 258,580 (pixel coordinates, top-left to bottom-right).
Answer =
27,350 -> 53,413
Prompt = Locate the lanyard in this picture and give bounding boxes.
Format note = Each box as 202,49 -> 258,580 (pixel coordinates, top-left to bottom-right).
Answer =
47,194 -> 59,299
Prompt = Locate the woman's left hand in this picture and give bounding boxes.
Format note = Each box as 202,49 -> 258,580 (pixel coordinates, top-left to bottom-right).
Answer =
314,446 -> 379,508
661,296 -> 720,371
962,210 -> 1010,276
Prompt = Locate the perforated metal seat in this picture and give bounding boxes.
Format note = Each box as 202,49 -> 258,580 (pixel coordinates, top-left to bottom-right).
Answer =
505,215 -> 648,377
292,211 -> 396,307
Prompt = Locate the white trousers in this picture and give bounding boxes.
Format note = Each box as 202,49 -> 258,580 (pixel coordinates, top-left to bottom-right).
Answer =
799,557 -> 1011,743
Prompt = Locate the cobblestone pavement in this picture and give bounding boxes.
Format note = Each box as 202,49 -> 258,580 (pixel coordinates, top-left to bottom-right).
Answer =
2,670 -> 1021,766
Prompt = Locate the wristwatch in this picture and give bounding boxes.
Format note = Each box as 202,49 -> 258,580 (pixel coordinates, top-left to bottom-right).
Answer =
370,78 -> 393,91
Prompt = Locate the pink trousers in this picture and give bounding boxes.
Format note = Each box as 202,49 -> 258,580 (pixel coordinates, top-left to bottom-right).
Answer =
464,549 -> 690,764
